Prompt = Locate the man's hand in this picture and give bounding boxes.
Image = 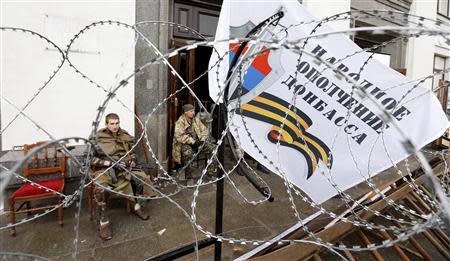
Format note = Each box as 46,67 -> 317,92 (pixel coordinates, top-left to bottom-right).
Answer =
193,139 -> 204,150
104,160 -> 111,167
118,161 -> 127,168
128,160 -> 136,168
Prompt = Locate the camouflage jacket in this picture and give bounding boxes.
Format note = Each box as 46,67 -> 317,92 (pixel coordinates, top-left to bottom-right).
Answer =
172,115 -> 208,164
91,127 -> 137,167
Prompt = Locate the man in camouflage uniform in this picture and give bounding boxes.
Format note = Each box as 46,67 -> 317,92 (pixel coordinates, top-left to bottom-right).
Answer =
172,104 -> 217,181
91,113 -> 157,240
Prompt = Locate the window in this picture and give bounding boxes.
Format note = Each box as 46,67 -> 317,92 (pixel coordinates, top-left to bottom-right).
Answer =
438,0 -> 450,17
433,55 -> 449,91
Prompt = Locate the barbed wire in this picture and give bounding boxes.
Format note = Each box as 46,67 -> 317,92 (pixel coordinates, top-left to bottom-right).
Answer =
1,8 -> 450,261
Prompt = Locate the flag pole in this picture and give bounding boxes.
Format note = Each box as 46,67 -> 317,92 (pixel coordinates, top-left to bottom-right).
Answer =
215,10 -> 284,260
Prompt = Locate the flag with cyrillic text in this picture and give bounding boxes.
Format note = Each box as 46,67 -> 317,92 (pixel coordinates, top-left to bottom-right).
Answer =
208,0 -> 449,203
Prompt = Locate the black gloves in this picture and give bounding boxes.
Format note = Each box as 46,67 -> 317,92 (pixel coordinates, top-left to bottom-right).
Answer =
192,139 -> 204,151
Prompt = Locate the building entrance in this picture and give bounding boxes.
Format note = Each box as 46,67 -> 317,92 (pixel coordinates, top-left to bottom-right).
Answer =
168,42 -> 219,168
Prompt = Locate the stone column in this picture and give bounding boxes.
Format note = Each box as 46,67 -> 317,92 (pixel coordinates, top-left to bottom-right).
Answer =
135,0 -> 171,174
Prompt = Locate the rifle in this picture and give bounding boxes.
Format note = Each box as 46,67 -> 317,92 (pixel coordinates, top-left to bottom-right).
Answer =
186,127 -> 199,141
186,127 -> 203,151
108,167 -> 118,183
106,161 -> 135,183
107,162 -> 154,183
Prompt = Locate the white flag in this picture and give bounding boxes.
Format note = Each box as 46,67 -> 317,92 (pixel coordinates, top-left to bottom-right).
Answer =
208,0 -> 449,203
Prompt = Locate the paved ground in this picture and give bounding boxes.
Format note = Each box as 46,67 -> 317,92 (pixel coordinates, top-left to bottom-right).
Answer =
0,148 -> 444,260
0,155 -> 315,260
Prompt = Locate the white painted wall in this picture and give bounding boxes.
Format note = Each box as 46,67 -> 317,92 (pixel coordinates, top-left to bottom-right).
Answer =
1,1 -> 136,150
302,0 -> 351,31
406,0 -> 438,90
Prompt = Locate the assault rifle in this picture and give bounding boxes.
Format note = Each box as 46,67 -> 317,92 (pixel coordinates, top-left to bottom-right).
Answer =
107,161 -> 152,183
186,127 -> 204,151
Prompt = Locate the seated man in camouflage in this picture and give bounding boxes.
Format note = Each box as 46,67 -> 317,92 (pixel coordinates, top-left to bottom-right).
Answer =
91,113 -> 157,240
172,104 -> 217,182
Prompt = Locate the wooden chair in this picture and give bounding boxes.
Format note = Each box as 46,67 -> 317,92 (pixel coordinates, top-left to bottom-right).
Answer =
87,166 -> 102,221
87,181 -> 95,221
8,141 -> 66,236
87,167 -> 132,221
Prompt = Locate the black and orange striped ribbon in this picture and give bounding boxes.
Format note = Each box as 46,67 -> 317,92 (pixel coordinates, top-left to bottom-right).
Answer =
236,92 -> 333,179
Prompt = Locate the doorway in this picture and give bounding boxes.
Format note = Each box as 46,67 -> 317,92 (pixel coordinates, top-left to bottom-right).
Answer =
168,41 -> 219,169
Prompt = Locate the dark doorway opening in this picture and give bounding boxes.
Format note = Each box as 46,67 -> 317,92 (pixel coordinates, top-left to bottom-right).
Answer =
194,46 -> 219,139
168,42 -> 219,169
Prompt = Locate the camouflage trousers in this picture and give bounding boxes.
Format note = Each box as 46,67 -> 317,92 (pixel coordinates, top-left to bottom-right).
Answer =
181,141 -> 217,179
91,169 -> 157,223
